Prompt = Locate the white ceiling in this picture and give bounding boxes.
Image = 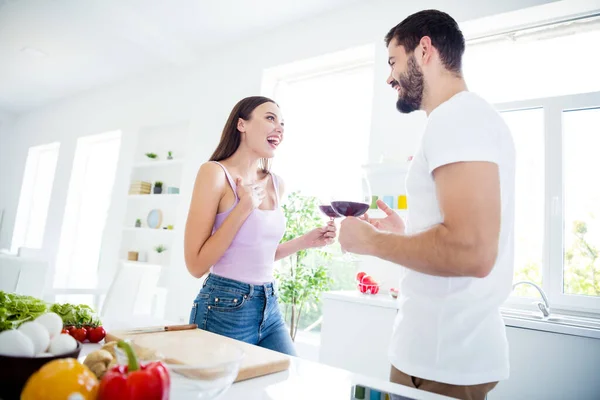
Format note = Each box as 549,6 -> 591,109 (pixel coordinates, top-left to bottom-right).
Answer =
0,0 -> 362,113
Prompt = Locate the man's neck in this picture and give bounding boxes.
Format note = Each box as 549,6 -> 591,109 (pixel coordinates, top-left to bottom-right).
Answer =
422,73 -> 468,116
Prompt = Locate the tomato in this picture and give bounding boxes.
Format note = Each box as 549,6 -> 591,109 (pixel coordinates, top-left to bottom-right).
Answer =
70,327 -> 87,342
87,326 -> 106,343
356,271 -> 367,282
361,275 -> 377,285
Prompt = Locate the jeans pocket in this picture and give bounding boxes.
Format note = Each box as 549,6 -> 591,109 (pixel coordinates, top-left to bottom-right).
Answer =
189,301 -> 199,324
208,289 -> 247,312
189,293 -> 209,325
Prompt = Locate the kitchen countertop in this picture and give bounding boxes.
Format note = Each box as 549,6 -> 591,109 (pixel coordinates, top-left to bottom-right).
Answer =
323,290 -> 600,339
80,343 -> 454,400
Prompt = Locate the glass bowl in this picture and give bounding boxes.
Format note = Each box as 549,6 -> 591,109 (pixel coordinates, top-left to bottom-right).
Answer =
164,343 -> 244,399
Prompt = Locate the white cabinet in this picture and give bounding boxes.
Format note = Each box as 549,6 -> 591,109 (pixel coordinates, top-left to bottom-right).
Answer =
488,327 -> 600,400
319,291 -> 397,381
319,290 -> 600,400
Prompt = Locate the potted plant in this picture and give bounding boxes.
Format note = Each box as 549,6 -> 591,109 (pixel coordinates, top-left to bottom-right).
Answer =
275,191 -> 333,342
145,152 -> 158,160
167,151 -> 173,160
135,218 -> 141,228
148,244 -> 167,265
153,181 -> 163,194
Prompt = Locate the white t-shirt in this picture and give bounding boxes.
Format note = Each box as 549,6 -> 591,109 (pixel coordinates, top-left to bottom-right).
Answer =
388,91 -> 516,385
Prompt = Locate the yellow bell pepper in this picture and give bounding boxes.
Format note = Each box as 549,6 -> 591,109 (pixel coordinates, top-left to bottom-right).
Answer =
21,358 -> 99,400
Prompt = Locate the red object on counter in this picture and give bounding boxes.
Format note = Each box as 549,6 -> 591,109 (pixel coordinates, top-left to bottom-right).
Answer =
70,326 -> 87,342
98,340 -> 170,400
87,326 -> 106,343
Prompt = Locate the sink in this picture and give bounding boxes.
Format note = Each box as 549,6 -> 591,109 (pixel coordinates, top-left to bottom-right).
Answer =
501,308 -> 600,330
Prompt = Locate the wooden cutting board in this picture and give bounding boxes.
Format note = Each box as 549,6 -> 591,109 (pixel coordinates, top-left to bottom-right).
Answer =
105,328 -> 290,382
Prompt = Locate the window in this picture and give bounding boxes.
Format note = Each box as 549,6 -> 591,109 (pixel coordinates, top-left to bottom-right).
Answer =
563,107 -> 600,298
11,142 -> 60,253
500,109 -> 545,298
54,131 -> 121,290
264,45 -> 374,200
464,16 -> 600,103
263,45 -> 375,330
467,15 -> 600,311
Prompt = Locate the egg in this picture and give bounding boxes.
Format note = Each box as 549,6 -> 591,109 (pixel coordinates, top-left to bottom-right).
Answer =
35,312 -> 63,339
18,321 -> 50,355
48,333 -> 77,355
0,329 -> 35,357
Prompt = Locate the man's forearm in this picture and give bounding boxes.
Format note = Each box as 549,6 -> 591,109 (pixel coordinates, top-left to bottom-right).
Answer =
368,225 -> 496,278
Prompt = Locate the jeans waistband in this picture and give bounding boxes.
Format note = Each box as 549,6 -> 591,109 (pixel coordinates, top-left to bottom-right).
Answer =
203,273 -> 276,297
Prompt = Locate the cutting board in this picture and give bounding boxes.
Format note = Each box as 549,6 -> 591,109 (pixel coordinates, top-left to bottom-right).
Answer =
105,328 -> 290,382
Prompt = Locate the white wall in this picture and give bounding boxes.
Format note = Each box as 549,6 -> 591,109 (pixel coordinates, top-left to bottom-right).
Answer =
0,0 -> 557,321
0,110 -> 17,249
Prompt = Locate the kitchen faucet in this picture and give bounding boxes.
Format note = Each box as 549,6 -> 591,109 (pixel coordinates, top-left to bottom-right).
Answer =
512,281 -> 551,317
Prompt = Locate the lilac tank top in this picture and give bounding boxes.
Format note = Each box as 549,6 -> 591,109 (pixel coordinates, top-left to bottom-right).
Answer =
209,162 -> 287,284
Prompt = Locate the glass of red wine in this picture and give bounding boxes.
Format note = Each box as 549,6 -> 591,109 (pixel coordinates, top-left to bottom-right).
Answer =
330,169 -> 372,261
318,204 -> 340,221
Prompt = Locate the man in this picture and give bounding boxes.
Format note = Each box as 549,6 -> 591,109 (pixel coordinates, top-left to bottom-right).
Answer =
338,9 -> 515,400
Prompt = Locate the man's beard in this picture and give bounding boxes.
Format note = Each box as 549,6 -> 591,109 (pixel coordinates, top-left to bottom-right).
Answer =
395,55 -> 424,114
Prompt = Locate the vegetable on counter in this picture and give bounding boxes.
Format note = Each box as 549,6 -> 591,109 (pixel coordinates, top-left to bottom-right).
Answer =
98,340 -> 170,400
0,292 -> 106,343
21,358 -> 99,400
50,302 -> 106,343
0,291 -> 48,331
0,312 -> 77,358
84,349 -> 116,379
50,302 -> 102,328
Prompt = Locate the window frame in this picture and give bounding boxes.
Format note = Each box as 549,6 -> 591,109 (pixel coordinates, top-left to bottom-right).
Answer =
10,142 -> 60,253
497,91 -> 600,314
53,130 -> 122,289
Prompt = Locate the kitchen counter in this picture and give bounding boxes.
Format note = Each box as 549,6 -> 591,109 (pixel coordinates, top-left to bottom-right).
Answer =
323,290 -> 600,339
80,343 -> 454,400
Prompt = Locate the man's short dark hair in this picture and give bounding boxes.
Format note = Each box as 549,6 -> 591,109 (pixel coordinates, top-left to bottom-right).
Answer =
385,9 -> 465,74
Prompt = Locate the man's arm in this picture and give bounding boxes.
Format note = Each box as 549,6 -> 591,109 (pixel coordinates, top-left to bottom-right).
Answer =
369,161 -> 501,278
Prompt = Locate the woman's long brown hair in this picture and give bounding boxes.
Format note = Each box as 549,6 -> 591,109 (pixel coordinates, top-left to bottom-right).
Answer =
209,96 -> 277,173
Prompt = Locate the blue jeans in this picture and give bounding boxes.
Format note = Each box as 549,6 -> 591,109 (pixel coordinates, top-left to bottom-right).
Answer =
189,273 -> 297,356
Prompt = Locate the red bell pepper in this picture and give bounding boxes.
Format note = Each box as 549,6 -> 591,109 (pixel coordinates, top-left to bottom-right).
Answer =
98,340 -> 170,400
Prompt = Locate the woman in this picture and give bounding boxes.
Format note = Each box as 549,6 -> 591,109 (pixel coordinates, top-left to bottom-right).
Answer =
184,96 -> 336,356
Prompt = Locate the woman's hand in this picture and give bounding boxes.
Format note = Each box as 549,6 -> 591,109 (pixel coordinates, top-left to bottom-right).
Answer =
235,178 -> 265,210
302,221 -> 337,248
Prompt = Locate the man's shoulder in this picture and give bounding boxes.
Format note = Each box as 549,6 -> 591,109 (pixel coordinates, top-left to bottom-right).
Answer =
427,92 -> 507,134
431,92 -> 496,120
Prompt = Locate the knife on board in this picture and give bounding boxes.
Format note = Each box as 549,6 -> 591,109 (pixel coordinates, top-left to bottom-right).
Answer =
118,323 -> 198,334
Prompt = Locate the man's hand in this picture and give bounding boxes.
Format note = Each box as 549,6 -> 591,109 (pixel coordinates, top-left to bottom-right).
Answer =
339,217 -> 379,255
361,199 -> 405,234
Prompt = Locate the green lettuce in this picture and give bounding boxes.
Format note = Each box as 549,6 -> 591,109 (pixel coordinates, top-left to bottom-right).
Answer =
0,291 -> 49,331
49,303 -> 102,327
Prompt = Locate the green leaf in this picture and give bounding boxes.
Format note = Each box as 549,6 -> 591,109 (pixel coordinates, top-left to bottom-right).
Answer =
0,291 -> 49,331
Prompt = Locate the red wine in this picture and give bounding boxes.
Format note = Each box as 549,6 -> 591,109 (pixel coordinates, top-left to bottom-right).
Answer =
331,201 -> 370,217
319,205 -> 340,219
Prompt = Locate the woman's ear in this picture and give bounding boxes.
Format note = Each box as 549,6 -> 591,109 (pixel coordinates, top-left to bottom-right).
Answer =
237,117 -> 246,133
